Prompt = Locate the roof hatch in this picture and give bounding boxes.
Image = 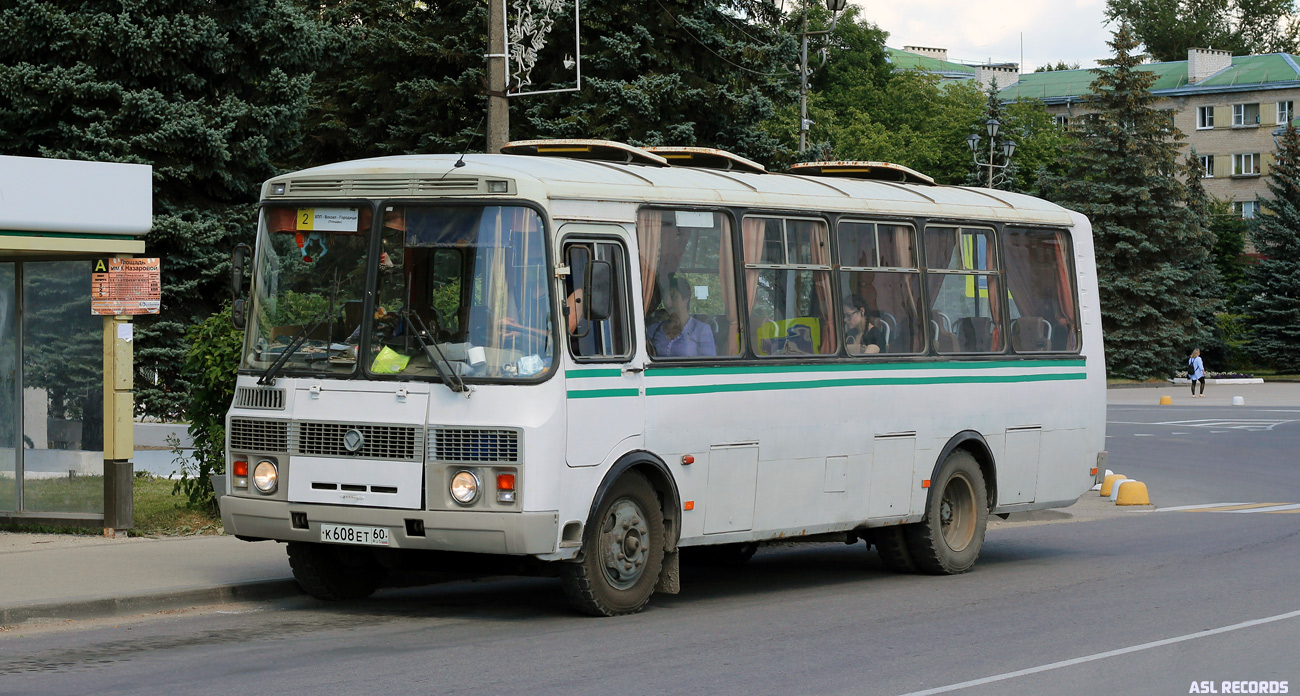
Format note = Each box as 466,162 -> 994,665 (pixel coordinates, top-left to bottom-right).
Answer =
788,160 -> 936,186
500,139 -> 668,166
642,146 -> 767,173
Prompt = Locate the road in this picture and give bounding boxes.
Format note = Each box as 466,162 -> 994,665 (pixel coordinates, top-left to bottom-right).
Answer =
1,395 -> 1297,696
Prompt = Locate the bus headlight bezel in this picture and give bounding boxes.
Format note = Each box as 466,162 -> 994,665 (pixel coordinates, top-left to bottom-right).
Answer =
450,469 -> 481,506
253,460 -> 278,494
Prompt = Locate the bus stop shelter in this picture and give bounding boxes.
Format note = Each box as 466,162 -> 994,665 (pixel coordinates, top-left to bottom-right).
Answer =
0,155 -> 152,534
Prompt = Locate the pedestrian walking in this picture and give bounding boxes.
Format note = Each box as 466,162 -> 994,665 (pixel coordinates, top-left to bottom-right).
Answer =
1188,348 -> 1206,397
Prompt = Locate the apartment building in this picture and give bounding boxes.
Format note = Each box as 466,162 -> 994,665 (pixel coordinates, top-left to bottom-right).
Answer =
888,46 -> 1020,91
999,48 -> 1300,218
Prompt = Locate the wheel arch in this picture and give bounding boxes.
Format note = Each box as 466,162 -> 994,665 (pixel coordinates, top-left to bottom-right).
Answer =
585,450 -> 682,552
927,430 -> 996,513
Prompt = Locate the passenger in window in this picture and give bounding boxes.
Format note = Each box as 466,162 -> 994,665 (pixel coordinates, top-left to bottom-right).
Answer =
843,294 -> 884,355
647,275 -> 716,357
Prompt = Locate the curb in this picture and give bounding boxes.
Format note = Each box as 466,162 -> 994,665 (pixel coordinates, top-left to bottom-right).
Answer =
0,578 -> 301,627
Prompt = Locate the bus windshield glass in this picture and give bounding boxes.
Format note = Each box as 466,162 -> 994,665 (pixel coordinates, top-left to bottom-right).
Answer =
242,205 -> 373,377
370,205 -> 552,381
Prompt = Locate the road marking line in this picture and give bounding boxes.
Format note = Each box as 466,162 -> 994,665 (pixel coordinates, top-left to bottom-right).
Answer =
894,609 -> 1300,696
1222,503 -> 1300,513
1155,503 -> 1253,512
1264,509 -> 1300,514
1198,503 -> 1288,512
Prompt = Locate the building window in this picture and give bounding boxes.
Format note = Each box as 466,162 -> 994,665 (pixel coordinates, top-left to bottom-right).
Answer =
1196,106 -> 1214,129
1279,101 -> 1295,127
1232,103 -> 1260,126
1232,153 -> 1260,176
1198,155 -> 1214,178
1235,201 -> 1258,219
1053,115 -> 1070,127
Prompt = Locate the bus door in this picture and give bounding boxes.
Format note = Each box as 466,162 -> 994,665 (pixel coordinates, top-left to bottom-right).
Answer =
560,228 -> 644,467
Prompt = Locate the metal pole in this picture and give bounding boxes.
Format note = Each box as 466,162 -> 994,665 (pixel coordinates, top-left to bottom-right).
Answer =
486,0 -> 509,153
799,14 -> 809,154
987,137 -> 995,188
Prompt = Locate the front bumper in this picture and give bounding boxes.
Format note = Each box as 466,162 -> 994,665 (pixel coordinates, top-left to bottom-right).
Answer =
220,496 -> 559,555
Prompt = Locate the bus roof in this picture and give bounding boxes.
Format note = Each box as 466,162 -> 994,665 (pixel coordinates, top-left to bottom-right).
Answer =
262,154 -> 1077,227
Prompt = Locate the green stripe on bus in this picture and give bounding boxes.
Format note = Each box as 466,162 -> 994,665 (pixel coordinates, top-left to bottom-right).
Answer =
644,359 -> 1086,378
566,368 -> 624,379
644,371 -> 1086,396
567,388 -> 640,399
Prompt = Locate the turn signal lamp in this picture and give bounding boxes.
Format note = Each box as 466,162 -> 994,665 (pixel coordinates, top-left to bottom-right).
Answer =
233,460 -> 249,489
497,473 -> 516,503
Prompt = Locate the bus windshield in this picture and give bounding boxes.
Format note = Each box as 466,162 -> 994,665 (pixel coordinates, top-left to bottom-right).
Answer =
369,205 -> 552,381
243,205 -> 373,377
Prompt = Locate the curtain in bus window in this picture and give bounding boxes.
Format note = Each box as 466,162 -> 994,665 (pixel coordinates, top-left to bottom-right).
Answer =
1001,228 -> 1079,352
637,209 -> 663,313
924,227 -> 1004,354
742,217 -> 766,313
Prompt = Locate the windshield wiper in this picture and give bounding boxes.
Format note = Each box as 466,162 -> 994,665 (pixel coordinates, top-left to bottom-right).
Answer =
257,312 -> 331,386
405,310 -> 468,393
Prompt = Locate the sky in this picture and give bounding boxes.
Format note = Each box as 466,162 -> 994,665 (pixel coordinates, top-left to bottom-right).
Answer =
850,0 -> 1117,73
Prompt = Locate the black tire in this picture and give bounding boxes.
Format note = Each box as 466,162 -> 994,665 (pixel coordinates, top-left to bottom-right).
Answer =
561,472 -> 665,617
905,450 -> 988,575
680,542 -> 758,567
286,541 -> 387,601
872,525 -> 918,573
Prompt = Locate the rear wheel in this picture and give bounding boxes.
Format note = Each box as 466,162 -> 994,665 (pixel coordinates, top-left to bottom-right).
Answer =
287,541 -> 387,601
905,450 -> 988,575
561,472 -> 665,616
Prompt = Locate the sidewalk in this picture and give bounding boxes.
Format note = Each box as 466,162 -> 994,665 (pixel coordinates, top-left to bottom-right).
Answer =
1107,380 -> 1300,407
0,531 -> 296,626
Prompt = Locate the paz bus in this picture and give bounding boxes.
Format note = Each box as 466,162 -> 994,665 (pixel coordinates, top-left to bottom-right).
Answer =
219,140 -> 1106,616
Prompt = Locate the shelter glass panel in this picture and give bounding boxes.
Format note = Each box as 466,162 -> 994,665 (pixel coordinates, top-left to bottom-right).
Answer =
22,261 -> 103,514
0,263 -> 15,512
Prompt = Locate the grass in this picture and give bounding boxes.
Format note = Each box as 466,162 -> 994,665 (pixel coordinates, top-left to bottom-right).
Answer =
0,473 -> 222,537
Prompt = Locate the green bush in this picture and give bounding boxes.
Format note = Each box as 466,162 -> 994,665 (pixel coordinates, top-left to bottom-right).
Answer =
172,305 -> 243,513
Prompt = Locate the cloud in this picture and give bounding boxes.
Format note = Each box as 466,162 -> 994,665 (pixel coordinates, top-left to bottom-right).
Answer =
850,0 -> 1115,72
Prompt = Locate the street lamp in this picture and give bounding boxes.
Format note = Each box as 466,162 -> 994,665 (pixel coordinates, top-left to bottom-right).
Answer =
798,0 -> 848,153
967,118 -> 1017,188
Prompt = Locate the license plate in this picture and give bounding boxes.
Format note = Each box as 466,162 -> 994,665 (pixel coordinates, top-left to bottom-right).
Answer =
319,523 -> 390,547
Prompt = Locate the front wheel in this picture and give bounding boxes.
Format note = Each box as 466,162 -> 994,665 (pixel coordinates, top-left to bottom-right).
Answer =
286,541 -> 387,601
561,472 -> 665,616
905,450 -> 988,575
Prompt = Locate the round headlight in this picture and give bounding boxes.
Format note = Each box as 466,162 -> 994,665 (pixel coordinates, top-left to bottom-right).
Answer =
450,470 -> 480,505
253,460 -> 278,493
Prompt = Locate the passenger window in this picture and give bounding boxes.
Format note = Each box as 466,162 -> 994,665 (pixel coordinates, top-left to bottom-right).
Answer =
636,209 -> 741,358
1001,227 -> 1080,352
564,240 -> 631,361
924,226 -> 1005,354
743,217 -> 836,356
837,221 -> 923,355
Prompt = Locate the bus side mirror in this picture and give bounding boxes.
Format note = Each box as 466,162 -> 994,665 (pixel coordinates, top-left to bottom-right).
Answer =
231,243 -> 250,330
585,260 -> 612,322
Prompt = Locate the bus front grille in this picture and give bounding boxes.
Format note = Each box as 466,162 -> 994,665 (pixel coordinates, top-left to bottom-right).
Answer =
228,418 -> 290,452
429,427 -> 521,463
294,422 -> 423,461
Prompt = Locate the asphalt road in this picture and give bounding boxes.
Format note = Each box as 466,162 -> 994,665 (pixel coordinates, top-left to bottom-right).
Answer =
1,399 -> 1296,696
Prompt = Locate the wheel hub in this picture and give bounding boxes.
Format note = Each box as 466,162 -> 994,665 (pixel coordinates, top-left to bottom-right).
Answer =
600,498 -> 650,590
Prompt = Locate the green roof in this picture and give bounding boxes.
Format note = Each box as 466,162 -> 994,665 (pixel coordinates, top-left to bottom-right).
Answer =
887,47 -> 976,75
999,53 -> 1300,102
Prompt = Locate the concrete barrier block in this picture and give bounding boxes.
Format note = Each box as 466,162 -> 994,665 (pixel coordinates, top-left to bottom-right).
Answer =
1159,395 -> 1173,405
1100,473 -> 1128,497
1232,396 -> 1245,406
1115,480 -> 1150,505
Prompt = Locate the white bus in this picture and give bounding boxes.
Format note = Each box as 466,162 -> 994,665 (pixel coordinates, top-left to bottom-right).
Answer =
219,140 -> 1106,616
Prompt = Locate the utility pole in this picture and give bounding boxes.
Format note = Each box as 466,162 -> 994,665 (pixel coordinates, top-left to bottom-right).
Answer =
797,0 -> 846,153
486,0 -> 509,153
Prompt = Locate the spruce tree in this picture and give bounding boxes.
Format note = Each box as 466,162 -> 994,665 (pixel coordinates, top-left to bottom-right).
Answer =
1043,24 -> 1213,379
1242,123 -> 1300,372
0,0 -> 324,417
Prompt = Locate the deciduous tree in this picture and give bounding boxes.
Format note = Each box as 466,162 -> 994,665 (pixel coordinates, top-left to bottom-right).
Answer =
1104,0 -> 1300,61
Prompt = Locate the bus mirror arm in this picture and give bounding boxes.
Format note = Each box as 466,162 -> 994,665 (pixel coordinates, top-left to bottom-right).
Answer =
231,243 -> 251,330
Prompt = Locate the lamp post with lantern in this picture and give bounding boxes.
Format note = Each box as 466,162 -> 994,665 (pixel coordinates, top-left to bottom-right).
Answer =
966,118 -> 1017,188
798,0 -> 847,153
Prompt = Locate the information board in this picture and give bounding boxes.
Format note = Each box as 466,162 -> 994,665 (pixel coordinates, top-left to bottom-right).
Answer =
92,257 -> 161,315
